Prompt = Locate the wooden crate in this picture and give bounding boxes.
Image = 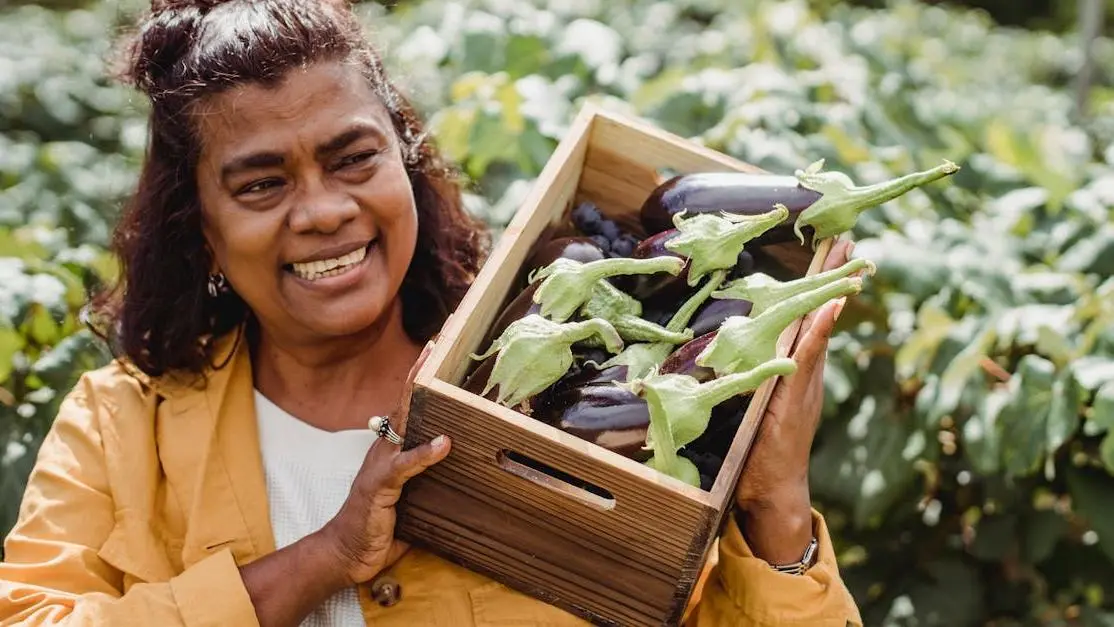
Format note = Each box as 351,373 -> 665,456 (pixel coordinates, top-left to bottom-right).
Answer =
396,104 -> 831,626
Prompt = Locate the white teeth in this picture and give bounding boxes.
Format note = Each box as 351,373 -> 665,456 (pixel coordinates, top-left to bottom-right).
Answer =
291,245 -> 368,281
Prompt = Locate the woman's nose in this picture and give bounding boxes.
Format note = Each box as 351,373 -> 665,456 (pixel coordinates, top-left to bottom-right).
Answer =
289,177 -> 360,234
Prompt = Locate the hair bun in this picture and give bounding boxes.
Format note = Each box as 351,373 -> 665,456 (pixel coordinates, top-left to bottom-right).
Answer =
150,0 -> 225,12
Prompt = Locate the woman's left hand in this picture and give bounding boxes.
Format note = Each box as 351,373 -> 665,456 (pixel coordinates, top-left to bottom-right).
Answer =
733,238 -> 855,565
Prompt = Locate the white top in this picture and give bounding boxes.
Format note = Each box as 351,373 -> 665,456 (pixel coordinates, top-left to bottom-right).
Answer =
254,390 -> 379,627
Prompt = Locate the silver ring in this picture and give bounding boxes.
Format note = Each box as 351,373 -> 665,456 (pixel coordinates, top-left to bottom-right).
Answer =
368,415 -> 404,445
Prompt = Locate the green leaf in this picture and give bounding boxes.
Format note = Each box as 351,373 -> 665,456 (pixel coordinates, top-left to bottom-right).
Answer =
969,514 -> 1016,561
25,304 -> 61,346
1023,510 -> 1068,565
1059,224 -> 1114,277
0,327 -> 24,385
1073,357 -> 1114,392
1066,465 -> 1114,566
1092,383 -> 1114,472
1046,369 -> 1084,460
964,387 -> 1008,475
895,303 -> 954,380
999,355 -> 1056,478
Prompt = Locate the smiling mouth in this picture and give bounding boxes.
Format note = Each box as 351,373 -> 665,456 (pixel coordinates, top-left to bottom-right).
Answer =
287,242 -> 373,281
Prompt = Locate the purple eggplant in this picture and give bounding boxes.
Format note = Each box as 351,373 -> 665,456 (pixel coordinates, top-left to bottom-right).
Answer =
659,332 -> 717,383
641,161 -> 961,247
689,298 -> 753,338
483,282 -> 542,349
618,230 -> 691,302
525,236 -> 607,275
534,385 -> 653,461
640,173 -> 821,242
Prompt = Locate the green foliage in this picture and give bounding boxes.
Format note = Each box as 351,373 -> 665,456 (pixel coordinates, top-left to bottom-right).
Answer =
2,0 -> 1114,623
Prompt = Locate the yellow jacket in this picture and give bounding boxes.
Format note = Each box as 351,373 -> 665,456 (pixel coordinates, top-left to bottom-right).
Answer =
0,336 -> 862,626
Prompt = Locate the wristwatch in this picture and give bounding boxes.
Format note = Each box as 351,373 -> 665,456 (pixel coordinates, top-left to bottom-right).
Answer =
767,537 -> 819,576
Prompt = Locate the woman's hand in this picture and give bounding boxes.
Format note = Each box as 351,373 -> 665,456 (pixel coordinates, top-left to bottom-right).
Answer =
319,341 -> 451,585
733,238 -> 855,565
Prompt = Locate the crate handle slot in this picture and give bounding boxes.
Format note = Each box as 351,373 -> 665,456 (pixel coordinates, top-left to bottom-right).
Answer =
495,449 -> 616,511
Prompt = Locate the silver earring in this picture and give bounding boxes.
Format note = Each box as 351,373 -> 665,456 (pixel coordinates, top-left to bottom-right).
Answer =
207,272 -> 227,298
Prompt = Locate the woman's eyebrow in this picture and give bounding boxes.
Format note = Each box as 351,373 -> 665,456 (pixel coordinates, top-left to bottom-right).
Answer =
315,123 -> 386,158
221,152 -> 284,181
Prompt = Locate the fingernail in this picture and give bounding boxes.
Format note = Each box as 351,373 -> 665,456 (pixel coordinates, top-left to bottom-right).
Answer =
431,435 -> 448,449
833,298 -> 846,321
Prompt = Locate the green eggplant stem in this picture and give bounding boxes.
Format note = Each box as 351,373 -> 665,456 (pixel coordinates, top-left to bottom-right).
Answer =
667,270 -> 728,333
793,159 -> 960,245
698,358 -> 798,408
713,258 -> 876,316
612,316 -> 693,344
697,277 -> 864,376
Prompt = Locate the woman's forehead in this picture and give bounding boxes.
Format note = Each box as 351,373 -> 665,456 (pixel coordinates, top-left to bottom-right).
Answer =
193,62 -> 392,156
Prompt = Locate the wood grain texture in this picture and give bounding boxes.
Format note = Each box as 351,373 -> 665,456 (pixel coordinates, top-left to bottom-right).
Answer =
398,106 -> 829,626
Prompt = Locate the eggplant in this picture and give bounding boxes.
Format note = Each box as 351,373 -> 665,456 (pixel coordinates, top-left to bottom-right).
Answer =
525,236 -> 607,275
689,298 -> 753,338
641,160 -> 961,246
640,173 -> 821,241
619,230 -> 691,302
485,282 -> 542,347
533,385 -> 653,461
659,332 -> 717,383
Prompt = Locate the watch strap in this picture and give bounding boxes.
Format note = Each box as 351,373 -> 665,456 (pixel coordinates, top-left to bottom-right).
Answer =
768,536 -> 818,576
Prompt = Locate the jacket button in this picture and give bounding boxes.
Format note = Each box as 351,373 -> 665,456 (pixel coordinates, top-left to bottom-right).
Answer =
370,575 -> 402,607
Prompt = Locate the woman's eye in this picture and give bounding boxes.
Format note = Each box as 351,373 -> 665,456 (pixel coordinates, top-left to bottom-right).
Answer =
336,150 -> 378,169
237,178 -> 284,196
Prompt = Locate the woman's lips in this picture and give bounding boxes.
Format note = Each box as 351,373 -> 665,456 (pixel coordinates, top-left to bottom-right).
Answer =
285,240 -> 376,289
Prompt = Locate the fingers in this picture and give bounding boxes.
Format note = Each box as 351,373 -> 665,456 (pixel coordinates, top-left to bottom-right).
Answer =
384,434 -> 452,491
821,237 -> 855,272
791,299 -> 843,381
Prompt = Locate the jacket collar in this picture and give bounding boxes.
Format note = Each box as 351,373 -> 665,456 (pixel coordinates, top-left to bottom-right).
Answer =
142,328 -> 278,564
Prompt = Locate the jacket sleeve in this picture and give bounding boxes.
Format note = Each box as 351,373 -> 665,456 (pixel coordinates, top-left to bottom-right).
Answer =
0,374 -> 261,627
684,510 -> 862,627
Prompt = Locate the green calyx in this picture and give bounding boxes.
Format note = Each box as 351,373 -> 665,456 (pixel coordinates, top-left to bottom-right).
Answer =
471,314 -> 624,407
697,276 -> 864,376
665,206 -> 790,286
600,271 -> 728,380
529,257 -> 685,322
579,280 -> 693,346
792,158 -> 960,245
621,358 -> 798,486
713,258 -> 876,316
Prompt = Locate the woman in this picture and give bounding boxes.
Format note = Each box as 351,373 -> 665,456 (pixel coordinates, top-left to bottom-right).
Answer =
0,1 -> 863,625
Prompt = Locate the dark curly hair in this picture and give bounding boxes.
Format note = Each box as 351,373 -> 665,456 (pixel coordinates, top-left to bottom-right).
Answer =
90,0 -> 490,378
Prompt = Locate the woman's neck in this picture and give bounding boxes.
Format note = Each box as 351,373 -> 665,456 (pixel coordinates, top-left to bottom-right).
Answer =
250,298 -> 424,432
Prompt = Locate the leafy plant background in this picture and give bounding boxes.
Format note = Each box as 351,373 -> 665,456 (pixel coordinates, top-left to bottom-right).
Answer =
2,0 -> 1114,624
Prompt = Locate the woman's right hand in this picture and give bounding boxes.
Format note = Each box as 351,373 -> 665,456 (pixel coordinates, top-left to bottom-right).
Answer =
319,342 -> 452,585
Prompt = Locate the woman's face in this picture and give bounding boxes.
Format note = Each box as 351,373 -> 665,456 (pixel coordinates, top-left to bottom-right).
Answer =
194,61 -> 418,344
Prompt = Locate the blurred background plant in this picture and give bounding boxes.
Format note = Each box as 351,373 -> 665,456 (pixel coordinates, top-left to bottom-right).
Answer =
2,0 -> 1113,624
